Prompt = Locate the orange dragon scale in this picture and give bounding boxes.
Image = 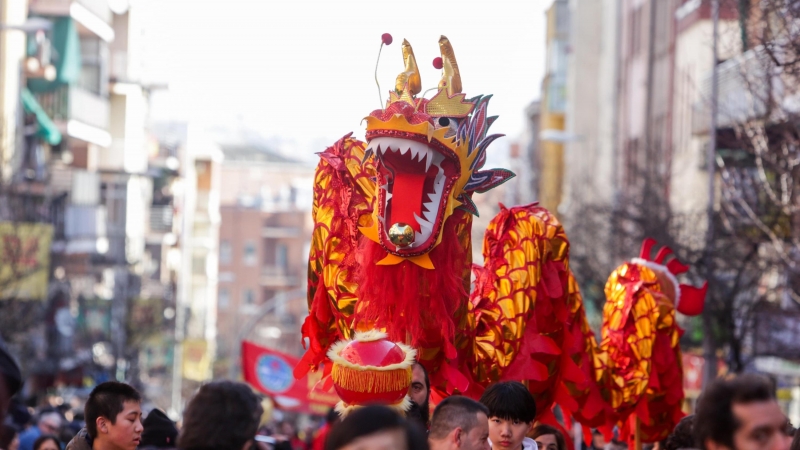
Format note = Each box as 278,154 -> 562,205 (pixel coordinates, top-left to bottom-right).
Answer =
296,35 -> 707,445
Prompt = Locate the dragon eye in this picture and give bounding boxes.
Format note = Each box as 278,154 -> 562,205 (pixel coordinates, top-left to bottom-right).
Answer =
435,117 -> 459,137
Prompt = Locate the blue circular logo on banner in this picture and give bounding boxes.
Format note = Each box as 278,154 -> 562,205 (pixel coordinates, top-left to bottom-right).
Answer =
256,354 -> 294,393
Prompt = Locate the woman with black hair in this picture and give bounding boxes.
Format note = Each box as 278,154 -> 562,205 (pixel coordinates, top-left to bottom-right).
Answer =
324,405 -> 428,450
530,425 -> 564,450
32,435 -> 61,450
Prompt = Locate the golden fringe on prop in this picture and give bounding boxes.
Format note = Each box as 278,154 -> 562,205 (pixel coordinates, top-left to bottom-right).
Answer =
331,364 -> 412,393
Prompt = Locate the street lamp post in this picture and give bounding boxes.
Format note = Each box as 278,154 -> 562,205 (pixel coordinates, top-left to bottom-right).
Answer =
228,288 -> 307,380
702,0 -> 720,387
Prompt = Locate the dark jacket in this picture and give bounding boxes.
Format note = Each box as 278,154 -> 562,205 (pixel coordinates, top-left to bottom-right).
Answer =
65,428 -> 92,450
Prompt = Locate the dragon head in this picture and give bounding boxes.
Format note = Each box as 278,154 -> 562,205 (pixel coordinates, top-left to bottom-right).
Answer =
359,36 -> 513,266
630,238 -> 707,316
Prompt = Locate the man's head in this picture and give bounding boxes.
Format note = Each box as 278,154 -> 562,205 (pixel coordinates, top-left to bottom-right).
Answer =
663,415 -> 694,450
37,412 -> 63,435
479,382 -> 536,450
428,396 -> 490,450
178,380 -> 262,450
695,374 -> 791,450
85,381 -> 143,450
325,404 -> 425,450
410,363 -> 431,423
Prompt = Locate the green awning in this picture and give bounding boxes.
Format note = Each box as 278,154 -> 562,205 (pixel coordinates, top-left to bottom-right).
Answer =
27,17 -> 82,92
21,88 -> 62,146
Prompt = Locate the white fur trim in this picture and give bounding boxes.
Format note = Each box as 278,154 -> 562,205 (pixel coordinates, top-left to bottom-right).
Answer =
327,333 -> 417,372
334,396 -> 412,418
630,258 -> 681,308
353,329 -> 389,342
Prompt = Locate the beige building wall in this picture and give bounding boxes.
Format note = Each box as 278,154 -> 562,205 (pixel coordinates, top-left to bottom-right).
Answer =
670,19 -> 741,221
0,0 -> 28,181
562,0 -> 619,216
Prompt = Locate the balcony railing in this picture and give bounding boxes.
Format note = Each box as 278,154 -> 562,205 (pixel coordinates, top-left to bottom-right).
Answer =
150,205 -> 174,234
260,266 -> 299,287
34,84 -> 109,130
693,47 -> 775,134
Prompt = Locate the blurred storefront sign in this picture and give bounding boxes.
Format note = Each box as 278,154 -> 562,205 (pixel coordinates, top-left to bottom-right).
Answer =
242,341 -> 338,415
682,353 -> 729,397
0,222 -> 53,300
182,339 -> 212,381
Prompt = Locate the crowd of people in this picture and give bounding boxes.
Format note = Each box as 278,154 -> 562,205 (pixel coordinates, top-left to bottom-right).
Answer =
1,338 -> 799,450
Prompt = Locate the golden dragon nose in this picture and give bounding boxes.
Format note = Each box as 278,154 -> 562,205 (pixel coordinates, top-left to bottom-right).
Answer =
388,223 -> 415,247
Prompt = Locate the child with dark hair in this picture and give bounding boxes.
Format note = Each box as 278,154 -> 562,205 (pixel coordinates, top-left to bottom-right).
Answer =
479,382 -> 537,450
65,381 -> 143,450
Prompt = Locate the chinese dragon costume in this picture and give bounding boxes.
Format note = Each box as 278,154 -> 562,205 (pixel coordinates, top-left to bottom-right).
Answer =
294,35 -> 707,443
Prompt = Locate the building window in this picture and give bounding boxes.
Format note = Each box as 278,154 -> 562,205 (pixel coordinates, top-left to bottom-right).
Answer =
79,35 -> 106,95
220,240 -> 232,265
192,254 -> 206,275
276,243 -> 288,268
243,241 -> 257,266
242,289 -> 255,305
219,288 -> 230,309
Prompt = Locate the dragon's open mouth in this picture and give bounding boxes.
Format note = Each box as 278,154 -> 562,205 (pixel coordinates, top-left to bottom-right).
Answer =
367,135 -> 459,254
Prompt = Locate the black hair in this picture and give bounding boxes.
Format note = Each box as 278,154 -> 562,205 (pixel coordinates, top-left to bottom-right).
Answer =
0,424 -> 17,450
413,363 -> 430,393
663,415 -> 694,450
791,427 -> 800,450
33,434 -> 62,450
411,363 -> 431,427
429,396 -> 489,440
326,405 -> 427,450
325,408 -> 339,425
694,374 -> 776,450
531,424 -> 566,450
178,380 -> 263,450
479,381 -> 537,423
85,381 -> 141,438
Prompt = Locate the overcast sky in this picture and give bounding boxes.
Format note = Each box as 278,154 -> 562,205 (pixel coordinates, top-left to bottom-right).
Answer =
140,0 -> 551,160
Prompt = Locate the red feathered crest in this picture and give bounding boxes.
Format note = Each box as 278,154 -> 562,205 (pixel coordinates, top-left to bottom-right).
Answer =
635,238 -> 707,316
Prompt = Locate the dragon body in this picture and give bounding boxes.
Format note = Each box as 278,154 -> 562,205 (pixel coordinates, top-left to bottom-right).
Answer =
295,36 -> 706,443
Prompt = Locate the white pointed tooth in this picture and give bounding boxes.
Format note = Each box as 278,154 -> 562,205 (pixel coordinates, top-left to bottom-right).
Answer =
409,145 -> 420,160
423,201 -> 436,213
423,208 -> 436,223
386,192 -> 392,201
424,151 -> 433,171
399,146 -> 410,155
414,212 -> 433,234
380,184 -> 388,191
431,152 -> 445,168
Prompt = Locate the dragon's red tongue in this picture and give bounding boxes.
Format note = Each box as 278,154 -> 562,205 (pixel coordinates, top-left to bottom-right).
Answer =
390,172 -> 425,232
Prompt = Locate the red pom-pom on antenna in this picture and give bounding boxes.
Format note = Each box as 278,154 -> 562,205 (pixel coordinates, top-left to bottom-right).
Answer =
381,33 -> 393,46
432,57 -> 443,69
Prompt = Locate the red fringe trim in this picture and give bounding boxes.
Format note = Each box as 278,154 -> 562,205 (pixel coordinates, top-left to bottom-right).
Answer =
353,211 -> 470,356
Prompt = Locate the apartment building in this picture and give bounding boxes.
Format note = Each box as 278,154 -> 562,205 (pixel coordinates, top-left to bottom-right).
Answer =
215,143 -> 314,378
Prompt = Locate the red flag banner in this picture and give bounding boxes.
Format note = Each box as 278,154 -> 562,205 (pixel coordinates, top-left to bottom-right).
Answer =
241,341 -> 338,414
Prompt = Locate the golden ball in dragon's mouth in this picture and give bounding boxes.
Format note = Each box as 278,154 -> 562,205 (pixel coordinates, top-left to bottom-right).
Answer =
388,223 -> 415,247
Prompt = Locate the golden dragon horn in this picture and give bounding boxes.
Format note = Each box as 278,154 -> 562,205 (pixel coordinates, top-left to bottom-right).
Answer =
437,36 -> 462,96
395,39 -> 421,97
